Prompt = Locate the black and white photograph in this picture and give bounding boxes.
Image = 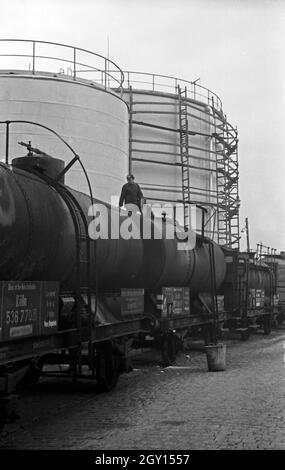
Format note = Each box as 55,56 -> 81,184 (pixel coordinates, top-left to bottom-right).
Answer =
0,0 -> 284,456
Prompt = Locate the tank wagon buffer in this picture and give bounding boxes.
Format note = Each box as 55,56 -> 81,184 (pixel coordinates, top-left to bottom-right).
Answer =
0,128 -> 227,428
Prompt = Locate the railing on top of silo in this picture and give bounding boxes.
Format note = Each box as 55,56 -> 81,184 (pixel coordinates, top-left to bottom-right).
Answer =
118,70 -> 223,111
0,39 -> 124,91
0,40 -> 223,111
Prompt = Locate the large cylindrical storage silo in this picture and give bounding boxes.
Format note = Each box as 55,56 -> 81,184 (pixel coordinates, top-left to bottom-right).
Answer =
118,72 -> 239,247
121,82 -> 217,238
0,41 -> 128,203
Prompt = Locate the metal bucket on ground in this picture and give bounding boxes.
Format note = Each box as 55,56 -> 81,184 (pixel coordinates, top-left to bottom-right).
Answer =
205,343 -> 226,371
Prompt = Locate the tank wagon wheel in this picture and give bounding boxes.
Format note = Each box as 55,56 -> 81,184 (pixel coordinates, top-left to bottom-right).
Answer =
160,333 -> 177,367
95,343 -> 120,392
263,315 -> 272,335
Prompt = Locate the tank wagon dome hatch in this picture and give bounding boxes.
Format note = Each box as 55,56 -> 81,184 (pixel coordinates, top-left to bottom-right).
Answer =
12,141 -> 65,182
0,39 -> 128,204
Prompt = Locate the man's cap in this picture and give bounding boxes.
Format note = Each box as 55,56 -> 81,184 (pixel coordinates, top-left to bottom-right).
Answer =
127,174 -> 135,180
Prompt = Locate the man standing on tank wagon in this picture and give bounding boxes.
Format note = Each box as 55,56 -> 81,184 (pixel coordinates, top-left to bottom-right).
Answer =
119,174 -> 144,214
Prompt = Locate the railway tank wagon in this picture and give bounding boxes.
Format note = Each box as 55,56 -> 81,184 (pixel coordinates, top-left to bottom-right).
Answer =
0,141 -> 227,430
220,249 -> 276,339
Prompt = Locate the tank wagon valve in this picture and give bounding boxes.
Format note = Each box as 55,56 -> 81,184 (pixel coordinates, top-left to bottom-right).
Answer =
18,140 -> 52,158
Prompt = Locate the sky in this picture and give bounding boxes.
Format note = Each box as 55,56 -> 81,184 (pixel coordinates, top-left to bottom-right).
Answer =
1,0 -> 285,251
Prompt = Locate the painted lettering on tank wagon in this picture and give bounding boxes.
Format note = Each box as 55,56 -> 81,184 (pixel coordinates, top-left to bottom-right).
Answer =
121,288 -> 144,316
1,281 -> 40,341
40,283 -> 59,333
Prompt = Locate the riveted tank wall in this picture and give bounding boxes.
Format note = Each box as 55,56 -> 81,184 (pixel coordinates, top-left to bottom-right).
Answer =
121,89 -> 217,238
0,74 -> 129,203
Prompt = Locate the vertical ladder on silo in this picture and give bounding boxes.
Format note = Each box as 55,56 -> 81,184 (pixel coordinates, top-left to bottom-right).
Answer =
178,85 -> 191,229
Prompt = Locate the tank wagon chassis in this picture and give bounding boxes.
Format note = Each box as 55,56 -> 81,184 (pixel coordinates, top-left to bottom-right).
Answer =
0,121 -> 220,432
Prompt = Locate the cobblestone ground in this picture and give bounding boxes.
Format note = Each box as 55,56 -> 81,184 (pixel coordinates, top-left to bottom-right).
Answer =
0,329 -> 285,450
